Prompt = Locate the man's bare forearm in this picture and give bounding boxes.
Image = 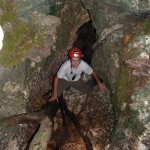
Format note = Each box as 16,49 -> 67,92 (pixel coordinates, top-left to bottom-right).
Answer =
92,72 -> 102,85
92,72 -> 105,92
53,76 -> 59,97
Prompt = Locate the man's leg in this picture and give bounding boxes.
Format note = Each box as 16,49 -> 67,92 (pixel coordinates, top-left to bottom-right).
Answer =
57,79 -> 71,126
57,79 -> 71,97
71,78 -> 93,95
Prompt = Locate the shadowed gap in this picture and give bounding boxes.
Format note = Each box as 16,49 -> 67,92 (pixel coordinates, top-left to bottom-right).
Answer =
73,20 -> 97,65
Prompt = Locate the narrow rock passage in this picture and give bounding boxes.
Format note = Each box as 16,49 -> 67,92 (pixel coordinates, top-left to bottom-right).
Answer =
46,20 -> 114,150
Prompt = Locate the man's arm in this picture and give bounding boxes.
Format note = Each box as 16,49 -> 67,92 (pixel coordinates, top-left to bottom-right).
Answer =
92,72 -> 105,93
50,76 -> 59,101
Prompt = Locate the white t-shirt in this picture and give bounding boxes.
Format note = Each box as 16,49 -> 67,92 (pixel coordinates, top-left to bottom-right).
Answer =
57,60 -> 93,81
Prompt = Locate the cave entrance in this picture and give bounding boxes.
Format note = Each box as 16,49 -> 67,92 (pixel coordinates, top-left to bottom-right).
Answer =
73,20 -> 97,65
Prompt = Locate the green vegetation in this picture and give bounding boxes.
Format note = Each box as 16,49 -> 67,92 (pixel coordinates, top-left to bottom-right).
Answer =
0,22 -> 45,67
115,63 -> 137,117
143,19 -> 150,34
0,1 -> 47,67
116,66 -> 129,101
0,0 -> 17,23
115,65 -> 129,117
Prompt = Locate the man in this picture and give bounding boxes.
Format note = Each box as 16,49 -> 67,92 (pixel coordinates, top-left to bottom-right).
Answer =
50,47 -> 105,101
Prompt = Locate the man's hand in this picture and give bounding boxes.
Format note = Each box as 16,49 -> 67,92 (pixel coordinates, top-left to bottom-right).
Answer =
49,95 -> 58,102
49,76 -> 59,102
92,72 -> 105,93
98,83 -> 105,93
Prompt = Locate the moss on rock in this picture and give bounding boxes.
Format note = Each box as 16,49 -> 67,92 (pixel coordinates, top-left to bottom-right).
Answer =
115,64 -> 137,118
0,1 -> 48,67
143,19 -> 150,34
0,22 -> 46,67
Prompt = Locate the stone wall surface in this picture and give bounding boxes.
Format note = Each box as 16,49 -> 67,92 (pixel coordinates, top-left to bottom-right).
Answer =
0,0 -> 61,149
0,0 -> 90,149
81,0 -> 150,149
0,0 -> 150,149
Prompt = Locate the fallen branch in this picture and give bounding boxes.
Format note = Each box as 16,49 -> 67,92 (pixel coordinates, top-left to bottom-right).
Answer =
0,101 -> 59,150
0,113 -> 46,127
0,97 -> 93,150
29,116 -> 53,150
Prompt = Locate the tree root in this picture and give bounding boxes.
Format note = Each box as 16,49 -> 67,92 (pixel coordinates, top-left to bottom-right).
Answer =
0,98 -> 93,150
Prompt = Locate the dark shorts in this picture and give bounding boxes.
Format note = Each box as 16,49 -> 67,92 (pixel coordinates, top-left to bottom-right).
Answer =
57,78 -> 94,97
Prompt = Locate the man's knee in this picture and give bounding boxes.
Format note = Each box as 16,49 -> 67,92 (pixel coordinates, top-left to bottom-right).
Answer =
57,79 -> 71,97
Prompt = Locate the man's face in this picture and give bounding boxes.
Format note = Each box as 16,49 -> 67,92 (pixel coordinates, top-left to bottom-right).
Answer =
70,57 -> 81,68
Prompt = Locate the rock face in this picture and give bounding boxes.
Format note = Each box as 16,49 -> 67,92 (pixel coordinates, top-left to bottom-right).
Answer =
62,87 -> 114,149
0,0 -> 59,149
0,0 -> 150,149
80,0 -> 150,149
0,0 -> 89,149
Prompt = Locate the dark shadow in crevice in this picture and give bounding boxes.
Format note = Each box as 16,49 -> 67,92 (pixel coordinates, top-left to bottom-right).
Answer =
73,20 -> 97,65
